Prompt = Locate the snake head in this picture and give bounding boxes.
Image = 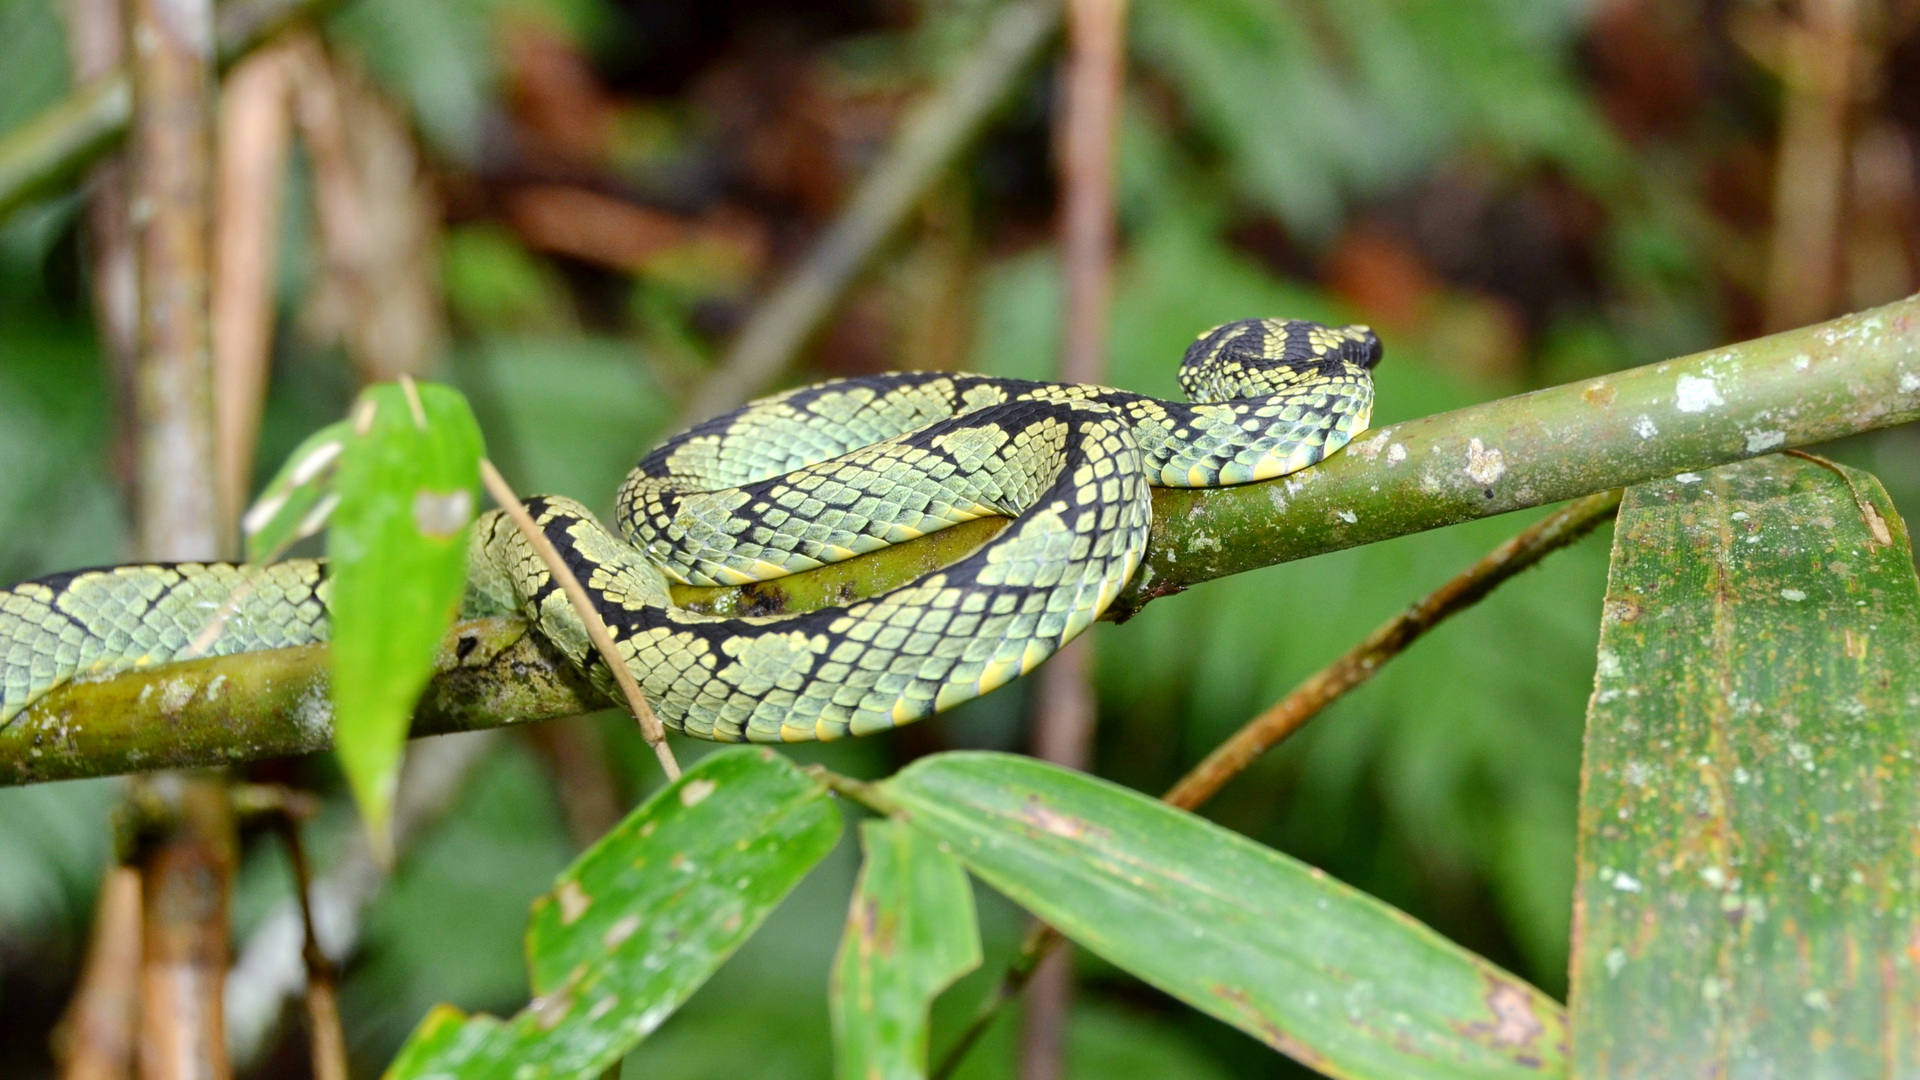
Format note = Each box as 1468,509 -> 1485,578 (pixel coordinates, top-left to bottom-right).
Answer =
1179,318 -> 1383,401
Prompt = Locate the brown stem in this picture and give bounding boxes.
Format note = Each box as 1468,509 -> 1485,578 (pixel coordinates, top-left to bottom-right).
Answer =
933,489 -> 1622,1079
228,731 -> 500,1066
134,774 -> 236,1080
130,0 -> 221,562
269,812 -> 348,1080
54,867 -> 142,1080
479,459 -> 682,781
125,2 -> 234,1076
211,43 -> 295,540
1764,0 -> 1859,332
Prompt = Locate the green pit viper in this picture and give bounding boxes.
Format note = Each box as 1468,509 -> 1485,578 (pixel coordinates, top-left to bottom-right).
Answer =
0,318 -> 1378,742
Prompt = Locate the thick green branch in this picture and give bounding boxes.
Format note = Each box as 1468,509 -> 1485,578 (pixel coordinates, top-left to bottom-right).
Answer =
3,296 -> 1918,785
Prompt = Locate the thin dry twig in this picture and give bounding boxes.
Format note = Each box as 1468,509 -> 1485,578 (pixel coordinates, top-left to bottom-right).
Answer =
268,812 -> 347,1080
479,459 -> 682,781
678,0 -> 1061,425
228,730 -> 499,1067
932,489 -> 1624,1078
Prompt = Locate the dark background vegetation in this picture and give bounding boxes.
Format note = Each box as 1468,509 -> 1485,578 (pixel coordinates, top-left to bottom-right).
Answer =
1,0 -> 1917,1076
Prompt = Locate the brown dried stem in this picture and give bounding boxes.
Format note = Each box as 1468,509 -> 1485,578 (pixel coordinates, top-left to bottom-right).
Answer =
212,44 -> 296,539
479,459 -> 682,781
933,489 -> 1623,1078
134,774 -> 236,1080
269,812 -> 348,1080
130,0 -> 221,563
1764,0 -> 1860,332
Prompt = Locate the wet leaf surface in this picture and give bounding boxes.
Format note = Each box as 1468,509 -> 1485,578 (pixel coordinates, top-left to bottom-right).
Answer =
1571,455 -> 1920,1076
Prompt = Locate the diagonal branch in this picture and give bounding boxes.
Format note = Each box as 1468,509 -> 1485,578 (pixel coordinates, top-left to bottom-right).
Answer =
1,296 -> 1917,785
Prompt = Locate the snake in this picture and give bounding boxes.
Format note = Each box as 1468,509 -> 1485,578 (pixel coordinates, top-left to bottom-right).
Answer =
0,318 -> 1378,743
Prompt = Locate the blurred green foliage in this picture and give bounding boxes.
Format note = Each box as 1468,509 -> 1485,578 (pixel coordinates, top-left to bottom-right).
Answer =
0,0 -> 1915,1075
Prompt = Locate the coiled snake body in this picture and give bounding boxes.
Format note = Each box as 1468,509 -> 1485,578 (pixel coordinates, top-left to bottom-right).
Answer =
0,319 -> 1378,742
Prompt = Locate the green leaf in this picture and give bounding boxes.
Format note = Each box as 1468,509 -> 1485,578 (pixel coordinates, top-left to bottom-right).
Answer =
878,753 -> 1567,1079
328,381 -> 484,852
831,820 -> 981,1080
1570,456 -> 1920,1073
242,419 -> 352,563
385,747 -> 842,1080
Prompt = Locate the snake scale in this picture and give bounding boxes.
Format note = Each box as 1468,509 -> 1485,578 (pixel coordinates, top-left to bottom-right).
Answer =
0,318 -> 1378,743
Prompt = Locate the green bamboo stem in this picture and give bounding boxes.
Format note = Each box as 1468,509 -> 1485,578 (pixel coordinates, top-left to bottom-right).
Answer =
3,297 -> 1918,785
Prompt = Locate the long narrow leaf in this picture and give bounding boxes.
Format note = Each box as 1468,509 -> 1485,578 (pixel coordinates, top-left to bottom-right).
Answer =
879,753 -> 1567,1079
386,747 -> 842,1079
832,820 -> 981,1080
1570,456 -> 1920,1075
328,381 -> 483,851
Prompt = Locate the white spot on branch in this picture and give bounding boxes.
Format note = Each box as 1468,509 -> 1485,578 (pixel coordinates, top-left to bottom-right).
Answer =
1464,438 -> 1506,486
1675,375 -> 1724,413
1744,430 -> 1785,452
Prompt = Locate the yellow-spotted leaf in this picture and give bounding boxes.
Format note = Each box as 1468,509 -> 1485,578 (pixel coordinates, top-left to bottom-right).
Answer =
880,753 -> 1567,1079
386,748 -> 842,1080
832,819 -> 981,1080
1570,456 -> 1920,1074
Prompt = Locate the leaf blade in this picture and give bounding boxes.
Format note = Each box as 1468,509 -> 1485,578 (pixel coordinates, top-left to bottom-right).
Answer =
328,381 -> 484,852
831,819 -> 981,1080
385,747 -> 842,1080
1570,456 -> 1920,1074
879,753 -> 1567,1079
